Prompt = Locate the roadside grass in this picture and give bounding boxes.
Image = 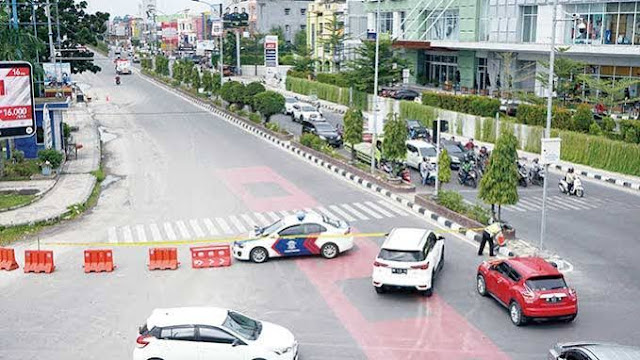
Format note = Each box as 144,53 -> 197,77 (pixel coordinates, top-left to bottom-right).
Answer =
0,222 -> 49,247
0,194 -> 36,211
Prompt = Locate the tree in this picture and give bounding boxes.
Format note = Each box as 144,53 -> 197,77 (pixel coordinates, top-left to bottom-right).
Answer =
244,82 -> 266,108
589,122 -> 603,136
478,128 -> 519,221
190,68 -> 201,90
155,55 -> 170,76
291,30 -> 314,74
343,108 -> 364,163
578,76 -> 640,113
347,39 -> 407,93
253,91 -> 285,122
220,81 -> 246,107
293,30 -> 307,53
381,113 -> 407,174
572,104 -> 594,132
537,47 -> 585,104
172,61 -> 183,82
322,15 -> 345,72
438,148 -> 451,187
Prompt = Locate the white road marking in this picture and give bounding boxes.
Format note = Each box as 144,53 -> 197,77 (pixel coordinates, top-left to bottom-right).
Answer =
135,225 -> 147,242
514,199 -> 540,211
353,202 -> 383,219
228,215 -> 247,233
253,212 -> 271,226
149,223 -> 163,242
189,219 -> 205,238
304,208 -> 320,216
265,211 -> 280,222
215,217 -> 234,234
163,222 -> 177,241
549,197 -> 581,210
203,218 -> 219,236
315,206 -> 342,221
340,204 -> 368,220
122,226 -> 134,243
364,201 -> 394,217
240,214 -> 257,229
176,220 -> 191,239
278,210 -> 292,218
376,200 -> 410,216
107,227 -> 117,243
566,196 -> 599,209
328,205 -> 356,222
504,205 -> 527,212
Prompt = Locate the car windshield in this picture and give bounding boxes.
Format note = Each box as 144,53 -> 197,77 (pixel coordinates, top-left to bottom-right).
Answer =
419,147 -> 437,157
445,144 -> 463,154
407,120 -> 420,127
378,249 -> 425,262
315,123 -> 335,132
223,311 -> 261,341
259,220 -> 282,236
286,98 -> 297,103
302,106 -> 317,112
525,276 -> 567,291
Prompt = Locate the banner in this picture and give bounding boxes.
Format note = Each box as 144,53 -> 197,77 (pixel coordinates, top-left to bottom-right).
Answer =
264,35 -> 278,68
43,62 -> 72,87
0,62 -> 36,138
161,21 -> 179,47
223,6 -> 249,28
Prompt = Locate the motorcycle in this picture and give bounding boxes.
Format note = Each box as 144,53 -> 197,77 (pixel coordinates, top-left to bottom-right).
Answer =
115,76 -> 121,85
529,165 -> 545,186
420,164 -> 437,186
458,164 -> 478,188
380,160 -> 411,183
559,177 -> 584,197
517,161 -> 528,187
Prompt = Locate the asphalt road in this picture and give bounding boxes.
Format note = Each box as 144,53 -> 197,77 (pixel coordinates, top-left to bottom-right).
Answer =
1,55 -> 639,360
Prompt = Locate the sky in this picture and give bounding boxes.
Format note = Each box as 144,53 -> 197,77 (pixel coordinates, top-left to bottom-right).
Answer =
85,0 -> 212,17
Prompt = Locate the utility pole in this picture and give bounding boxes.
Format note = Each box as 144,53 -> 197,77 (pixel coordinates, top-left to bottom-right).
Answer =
10,0 -> 18,28
45,0 -> 56,63
370,0 -> 381,174
31,2 -> 39,62
434,119 -> 441,197
235,30 -> 241,76
55,0 -> 61,51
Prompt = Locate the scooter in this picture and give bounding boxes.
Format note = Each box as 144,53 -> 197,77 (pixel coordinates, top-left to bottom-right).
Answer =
380,160 -> 411,183
529,166 -> 545,186
458,166 -> 478,188
517,161 -> 528,187
559,177 -> 584,197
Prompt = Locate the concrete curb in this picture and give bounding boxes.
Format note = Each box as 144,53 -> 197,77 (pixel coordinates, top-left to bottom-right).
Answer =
142,73 -> 485,245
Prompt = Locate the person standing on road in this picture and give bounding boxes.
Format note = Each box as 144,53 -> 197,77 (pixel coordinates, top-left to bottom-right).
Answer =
478,222 -> 503,256
419,157 -> 429,186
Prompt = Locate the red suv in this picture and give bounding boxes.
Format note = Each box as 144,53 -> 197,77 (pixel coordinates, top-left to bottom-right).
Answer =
476,257 -> 577,326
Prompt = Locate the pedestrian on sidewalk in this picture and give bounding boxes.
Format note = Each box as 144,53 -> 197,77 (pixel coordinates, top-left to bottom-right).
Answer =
478,222 -> 504,256
419,157 -> 429,186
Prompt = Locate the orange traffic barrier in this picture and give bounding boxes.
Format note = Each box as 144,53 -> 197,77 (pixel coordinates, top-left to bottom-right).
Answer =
84,249 -> 115,273
148,247 -> 179,270
190,245 -> 231,269
0,247 -> 19,271
24,250 -> 55,274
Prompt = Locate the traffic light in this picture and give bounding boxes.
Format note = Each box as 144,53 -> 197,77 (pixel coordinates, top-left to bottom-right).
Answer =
432,120 -> 449,141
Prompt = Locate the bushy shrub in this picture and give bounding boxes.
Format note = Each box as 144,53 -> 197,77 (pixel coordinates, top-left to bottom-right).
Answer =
602,117 -> 616,132
619,120 -> 640,144
285,77 -> 368,109
300,133 -> 325,151
559,130 -> 640,176
38,149 -> 64,168
589,122 -> 603,136
248,112 -> 262,123
516,103 -> 546,126
572,104 -> 594,133
220,81 -> 246,106
399,101 -> 436,127
287,69 -> 312,79
420,92 -> 499,117
437,190 -> 466,213
244,81 -> 266,107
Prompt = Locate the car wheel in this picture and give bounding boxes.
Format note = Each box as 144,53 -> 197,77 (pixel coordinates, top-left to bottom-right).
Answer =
476,274 -> 487,296
250,247 -> 269,263
509,301 -> 527,326
321,242 -> 339,259
375,286 -> 385,294
422,270 -> 435,297
437,248 -> 444,272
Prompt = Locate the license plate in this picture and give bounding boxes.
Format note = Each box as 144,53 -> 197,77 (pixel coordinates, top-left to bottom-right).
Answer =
546,297 -> 561,303
392,268 -> 407,274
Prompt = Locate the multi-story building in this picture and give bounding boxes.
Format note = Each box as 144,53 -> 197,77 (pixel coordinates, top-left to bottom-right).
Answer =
363,0 -> 640,97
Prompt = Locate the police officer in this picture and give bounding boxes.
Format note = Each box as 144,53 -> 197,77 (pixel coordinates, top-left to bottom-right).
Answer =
478,222 -> 503,256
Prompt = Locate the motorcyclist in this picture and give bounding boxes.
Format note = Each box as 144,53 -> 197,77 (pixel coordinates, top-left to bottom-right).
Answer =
565,167 -> 576,193
530,158 -> 541,178
464,138 -> 475,151
460,153 -> 474,184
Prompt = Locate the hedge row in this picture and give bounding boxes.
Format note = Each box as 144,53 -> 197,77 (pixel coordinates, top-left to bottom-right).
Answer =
421,92 -> 500,117
516,104 -> 572,130
559,131 -> 640,176
398,101 -> 436,127
285,77 -> 368,110
316,72 -> 351,88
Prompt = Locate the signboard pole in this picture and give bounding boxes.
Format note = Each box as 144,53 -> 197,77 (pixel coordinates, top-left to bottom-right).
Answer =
45,0 -> 56,63
235,30 -> 241,76
0,61 -> 37,140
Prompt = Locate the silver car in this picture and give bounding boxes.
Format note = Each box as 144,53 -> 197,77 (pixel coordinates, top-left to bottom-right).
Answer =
549,342 -> 640,360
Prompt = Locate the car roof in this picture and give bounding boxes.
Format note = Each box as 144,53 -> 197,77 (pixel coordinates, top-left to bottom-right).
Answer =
382,228 -> 430,251
507,257 -> 561,279
147,307 -> 228,328
559,342 -> 640,359
280,211 -> 335,227
406,139 -> 434,149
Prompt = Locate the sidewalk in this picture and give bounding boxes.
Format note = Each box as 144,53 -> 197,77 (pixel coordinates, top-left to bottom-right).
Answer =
0,104 -> 99,227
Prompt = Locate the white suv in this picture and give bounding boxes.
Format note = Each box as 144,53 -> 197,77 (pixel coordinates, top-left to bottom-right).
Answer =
284,97 -> 298,115
133,307 -> 298,360
291,103 -> 322,123
372,228 -> 445,297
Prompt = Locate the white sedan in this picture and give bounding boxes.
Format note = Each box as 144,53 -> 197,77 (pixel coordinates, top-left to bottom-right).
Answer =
291,103 -> 322,123
233,212 -> 353,263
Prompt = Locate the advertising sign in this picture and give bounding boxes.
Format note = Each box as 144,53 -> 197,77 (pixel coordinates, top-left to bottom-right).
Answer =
0,62 -> 36,139
264,35 -> 278,68
161,21 -> 179,47
223,6 -> 249,28
211,17 -> 223,36
43,62 -> 72,87
541,138 -> 562,165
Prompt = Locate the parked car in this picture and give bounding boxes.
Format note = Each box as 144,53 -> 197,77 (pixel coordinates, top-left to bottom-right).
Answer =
372,228 -> 445,297
292,103 -> 322,123
548,342 -> 640,360
442,140 -> 467,170
476,257 -> 578,326
406,119 -> 430,140
405,140 -> 437,169
301,120 -> 343,147
284,97 -> 298,115
391,88 -> 420,101
223,65 -> 236,77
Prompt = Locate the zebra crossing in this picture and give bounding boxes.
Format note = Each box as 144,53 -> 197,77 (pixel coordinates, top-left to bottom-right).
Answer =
504,195 -> 610,213
106,200 -> 411,244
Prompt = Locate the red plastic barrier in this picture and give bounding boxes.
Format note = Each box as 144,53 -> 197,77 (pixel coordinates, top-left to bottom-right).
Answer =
148,247 -> 179,270
23,250 -> 55,274
0,247 -> 19,271
190,245 -> 231,269
84,249 -> 115,273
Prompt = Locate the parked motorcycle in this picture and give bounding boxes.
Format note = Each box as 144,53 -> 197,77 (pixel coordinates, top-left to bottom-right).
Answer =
458,165 -> 478,188
421,163 -> 437,186
529,165 -> 545,186
517,161 -> 528,187
380,160 -> 411,183
559,176 -> 584,197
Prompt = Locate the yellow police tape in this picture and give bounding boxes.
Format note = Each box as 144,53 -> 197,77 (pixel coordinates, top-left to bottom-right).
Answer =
43,227 -> 485,247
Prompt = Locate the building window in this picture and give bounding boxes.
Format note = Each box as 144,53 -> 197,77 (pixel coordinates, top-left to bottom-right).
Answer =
478,0 -> 490,41
565,2 -> 640,45
377,12 -> 393,34
520,6 -> 537,43
301,24 -> 306,30
425,10 -> 459,41
284,8 -> 291,16
300,8 -> 306,16
424,54 -> 458,85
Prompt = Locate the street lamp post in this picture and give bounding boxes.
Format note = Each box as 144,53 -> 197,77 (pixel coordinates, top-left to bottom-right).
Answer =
192,0 -> 224,88
370,0 -> 381,174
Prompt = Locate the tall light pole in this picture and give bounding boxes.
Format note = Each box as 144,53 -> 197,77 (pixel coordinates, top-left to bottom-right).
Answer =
45,0 -> 56,63
192,0 -> 224,88
370,0 -> 381,174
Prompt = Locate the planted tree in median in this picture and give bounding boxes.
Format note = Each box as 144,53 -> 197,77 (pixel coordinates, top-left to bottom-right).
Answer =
220,81 -> 247,108
573,104 -> 594,133
478,128 -> 519,221
190,68 -> 201,90
244,82 -> 266,108
437,148 -> 451,190
253,91 -> 285,123
381,113 -> 407,175
343,108 -> 364,163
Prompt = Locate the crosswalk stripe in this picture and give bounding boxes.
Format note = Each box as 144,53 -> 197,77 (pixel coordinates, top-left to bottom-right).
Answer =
135,225 -> 147,242
549,197 -> 580,210
164,222 -> 177,240
376,200 -> 410,216
559,198 -> 590,210
228,215 -> 247,233
278,210 -> 292,218
566,197 -> 598,209
304,208 -> 320,216
176,221 -> 191,239
505,205 -> 527,212
149,223 -> 163,242
353,202 -> 383,219
108,227 -> 117,243
253,212 -> 271,226
364,201 -> 394,217
265,211 -> 280,222
189,219 -> 205,238
122,226 -> 134,243
216,217 -> 234,234
340,204 -> 369,220
315,206 -> 342,221
329,205 -> 356,222
241,214 -> 257,229
203,218 -> 219,236
515,199 -> 540,211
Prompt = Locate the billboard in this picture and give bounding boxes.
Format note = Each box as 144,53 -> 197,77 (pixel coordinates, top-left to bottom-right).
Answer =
211,17 -> 223,36
264,35 -> 278,67
43,62 -> 72,87
161,21 -> 179,47
0,62 -> 36,139
223,6 -> 249,28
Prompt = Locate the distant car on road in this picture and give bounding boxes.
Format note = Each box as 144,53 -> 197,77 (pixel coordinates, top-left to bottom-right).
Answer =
133,307 -> 299,360
476,257 -> 578,326
372,228 -> 445,297
284,96 -> 298,115
391,88 -> 420,101
233,211 -> 353,263
292,103 -> 322,123
406,119 -> 429,140
548,342 -> 640,360
442,140 -> 467,170
301,120 -> 343,147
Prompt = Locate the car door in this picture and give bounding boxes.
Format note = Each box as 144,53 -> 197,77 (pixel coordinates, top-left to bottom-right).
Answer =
494,262 -> 515,304
292,104 -> 300,119
301,120 -> 311,134
303,223 -> 327,253
197,326 -> 246,360
406,144 -> 419,169
274,224 -> 307,256
157,326 -> 198,360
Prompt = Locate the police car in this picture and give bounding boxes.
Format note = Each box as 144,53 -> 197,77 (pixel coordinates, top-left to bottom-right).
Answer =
233,211 -> 353,263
